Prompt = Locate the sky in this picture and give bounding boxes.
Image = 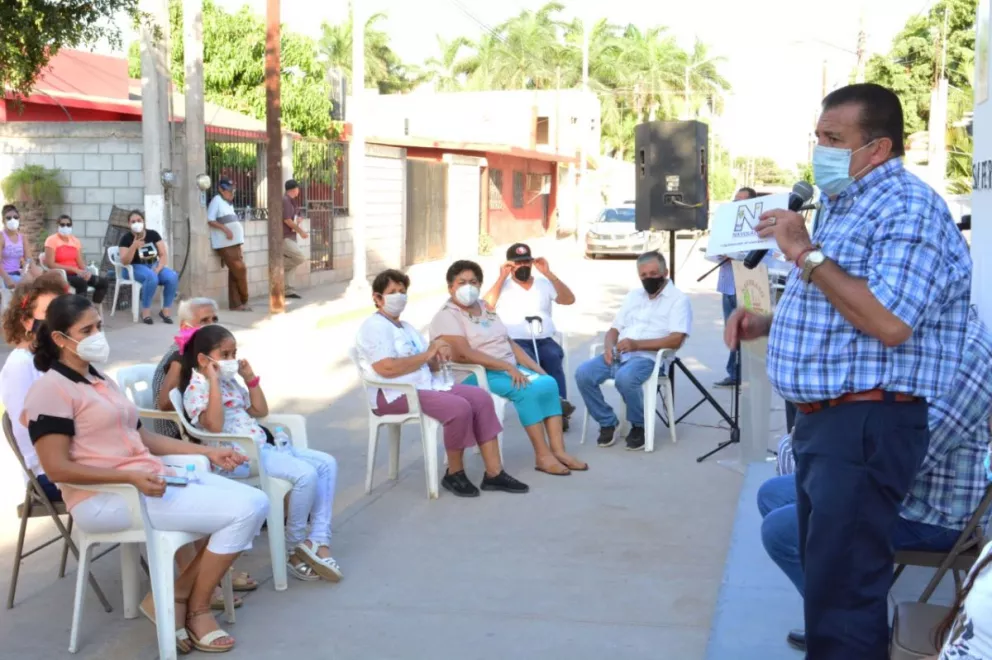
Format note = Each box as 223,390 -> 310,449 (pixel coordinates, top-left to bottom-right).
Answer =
105,0 -> 932,166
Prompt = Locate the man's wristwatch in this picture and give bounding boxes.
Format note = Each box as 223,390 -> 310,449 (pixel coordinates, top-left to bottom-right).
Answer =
800,250 -> 827,283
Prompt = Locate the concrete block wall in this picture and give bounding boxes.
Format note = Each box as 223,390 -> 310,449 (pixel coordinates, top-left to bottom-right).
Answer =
365,146 -> 405,275
0,123 -> 144,259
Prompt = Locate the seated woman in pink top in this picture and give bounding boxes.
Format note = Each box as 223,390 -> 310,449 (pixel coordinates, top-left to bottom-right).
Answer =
22,294 -> 268,654
43,214 -> 108,303
0,204 -> 42,288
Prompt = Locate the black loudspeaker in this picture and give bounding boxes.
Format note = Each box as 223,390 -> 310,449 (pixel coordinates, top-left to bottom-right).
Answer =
635,121 -> 709,232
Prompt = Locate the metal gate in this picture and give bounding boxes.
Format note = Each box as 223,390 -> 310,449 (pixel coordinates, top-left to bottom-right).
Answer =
294,139 -> 348,273
406,160 -> 448,265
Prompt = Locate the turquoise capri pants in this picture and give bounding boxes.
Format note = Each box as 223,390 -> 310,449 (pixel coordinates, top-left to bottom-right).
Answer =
463,367 -> 562,427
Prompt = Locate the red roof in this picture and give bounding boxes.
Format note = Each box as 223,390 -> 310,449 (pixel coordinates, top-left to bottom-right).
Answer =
33,50 -> 131,100
366,135 -> 578,165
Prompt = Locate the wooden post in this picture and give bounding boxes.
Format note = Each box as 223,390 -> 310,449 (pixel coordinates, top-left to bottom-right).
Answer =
265,0 -> 284,313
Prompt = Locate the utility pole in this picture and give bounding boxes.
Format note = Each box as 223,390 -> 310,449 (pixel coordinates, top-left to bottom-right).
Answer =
347,0 -> 369,296
855,11 -> 867,83
265,0 -> 284,313
140,0 -> 171,243
182,0 -> 209,300
576,14 -> 589,243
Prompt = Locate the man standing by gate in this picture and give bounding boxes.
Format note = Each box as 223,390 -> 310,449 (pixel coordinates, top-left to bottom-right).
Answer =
282,179 -> 308,300
725,83 -> 972,658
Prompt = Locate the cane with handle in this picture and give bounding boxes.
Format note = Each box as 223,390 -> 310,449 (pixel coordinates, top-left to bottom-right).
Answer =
525,315 -> 543,368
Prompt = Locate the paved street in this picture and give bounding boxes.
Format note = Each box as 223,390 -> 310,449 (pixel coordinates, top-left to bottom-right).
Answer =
0,237 -> 763,659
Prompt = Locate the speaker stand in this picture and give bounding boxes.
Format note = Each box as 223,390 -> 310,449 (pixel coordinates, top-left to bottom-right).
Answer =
668,230 -> 677,285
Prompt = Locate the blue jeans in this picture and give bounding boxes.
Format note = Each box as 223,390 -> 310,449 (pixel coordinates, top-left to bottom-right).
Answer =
126,263 -> 178,310
758,473 -> 960,598
722,293 -> 738,379
575,354 -> 655,427
513,337 -> 567,398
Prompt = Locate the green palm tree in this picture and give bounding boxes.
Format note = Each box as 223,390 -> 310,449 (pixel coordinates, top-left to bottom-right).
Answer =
423,36 -> 471,92
318,10 -> 414,93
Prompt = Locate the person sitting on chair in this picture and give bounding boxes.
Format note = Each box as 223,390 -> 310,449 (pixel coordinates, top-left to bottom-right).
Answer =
356,269 -> 528,498
482,242 -> 577,430
118,210 -> 179,325
757,306 -> 992,653
43,215 -> 109,304
431,260 -> 587,476
0,273 -> 69,500
574,250 -> 691,451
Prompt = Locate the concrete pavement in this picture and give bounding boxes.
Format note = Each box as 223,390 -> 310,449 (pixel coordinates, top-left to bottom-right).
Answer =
0,236 -> 758,659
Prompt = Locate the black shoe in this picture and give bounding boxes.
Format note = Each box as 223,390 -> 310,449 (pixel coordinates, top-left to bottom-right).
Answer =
714,377 -> 738,388
286,292 -> 302,299
158,311 -> 174,324
560,398 -> 576,417
597,426 -> 617,448
480,470 -> 529,494
625,426 -> 645,451
562,416 -> 570,432
141,316 -> 153,325
786,629 -> 806,651
441,470 -> 480,498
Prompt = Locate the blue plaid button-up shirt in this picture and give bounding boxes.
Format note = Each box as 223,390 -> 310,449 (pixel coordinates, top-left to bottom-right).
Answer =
901,309 -> 992,531
767,158 -> 972,403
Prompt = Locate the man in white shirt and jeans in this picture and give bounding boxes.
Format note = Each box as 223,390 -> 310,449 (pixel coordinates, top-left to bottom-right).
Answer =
575,251 -> 692,450
483,242 -> 577,426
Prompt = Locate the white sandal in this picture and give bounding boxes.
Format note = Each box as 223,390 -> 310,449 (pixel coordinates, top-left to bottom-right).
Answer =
139,597 -> 192,654
295,542 -> 343,582
287,552 -> 319,581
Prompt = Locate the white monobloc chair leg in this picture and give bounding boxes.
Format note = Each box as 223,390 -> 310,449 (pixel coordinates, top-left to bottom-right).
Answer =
388,426 -> 401,481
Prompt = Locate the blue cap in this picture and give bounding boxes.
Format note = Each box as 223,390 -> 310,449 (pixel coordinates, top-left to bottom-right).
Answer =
218,178 -> 234,191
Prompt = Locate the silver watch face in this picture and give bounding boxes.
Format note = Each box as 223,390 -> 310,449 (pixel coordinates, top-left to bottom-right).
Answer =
808,251 -> 826,266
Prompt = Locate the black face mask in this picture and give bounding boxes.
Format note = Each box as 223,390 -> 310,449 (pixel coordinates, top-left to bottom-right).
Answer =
514,266 -> 532,282
641,276 -> 666,295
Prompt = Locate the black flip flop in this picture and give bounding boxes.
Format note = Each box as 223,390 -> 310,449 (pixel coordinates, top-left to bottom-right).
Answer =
535,466 -> 571,476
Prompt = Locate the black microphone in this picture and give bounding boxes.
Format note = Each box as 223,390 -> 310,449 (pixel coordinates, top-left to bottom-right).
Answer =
743,181 -> 815,269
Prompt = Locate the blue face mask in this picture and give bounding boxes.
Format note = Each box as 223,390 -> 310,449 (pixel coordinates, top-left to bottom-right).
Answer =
812,141 -> 876,196
984,452 -> 992,482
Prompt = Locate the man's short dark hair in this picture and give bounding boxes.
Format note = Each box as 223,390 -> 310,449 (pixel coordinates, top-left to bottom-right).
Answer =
445,260 -> 483,286
737,187 -> 757,199
372,269 -> 410,295
822,83 -> 905,157
285,179 -> 299,192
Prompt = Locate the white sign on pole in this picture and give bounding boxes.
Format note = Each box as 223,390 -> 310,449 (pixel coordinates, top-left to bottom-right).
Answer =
707,193 -> 791,257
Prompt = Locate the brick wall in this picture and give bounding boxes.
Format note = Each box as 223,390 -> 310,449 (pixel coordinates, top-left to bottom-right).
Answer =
0,123 -> 145,259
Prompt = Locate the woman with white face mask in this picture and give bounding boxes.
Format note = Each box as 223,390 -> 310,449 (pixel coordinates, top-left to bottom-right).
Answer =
0,204 -> 42,288
44,214 -> 109,304
430,260 -> 588,476
22,295 -> 268,654
355,269 -> 528,498
118,210 -> 180,325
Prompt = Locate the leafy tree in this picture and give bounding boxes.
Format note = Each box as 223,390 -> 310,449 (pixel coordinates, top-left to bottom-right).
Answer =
2,0 -> 140,97
128,0 -> 334,138
733,157 -> 791,186
317,10 -> 419,95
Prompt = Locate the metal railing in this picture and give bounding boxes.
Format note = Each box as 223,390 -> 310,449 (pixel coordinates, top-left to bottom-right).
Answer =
205,127 -> 268,222
295,139 -> 348,272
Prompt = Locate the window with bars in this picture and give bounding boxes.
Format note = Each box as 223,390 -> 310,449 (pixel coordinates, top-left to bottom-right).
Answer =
512,171 -> 525,208
488,169 -> 504,210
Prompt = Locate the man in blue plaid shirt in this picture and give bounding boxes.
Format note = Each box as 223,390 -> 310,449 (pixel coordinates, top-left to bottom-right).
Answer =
756,307 -> 992,653
726,83 -> 972,659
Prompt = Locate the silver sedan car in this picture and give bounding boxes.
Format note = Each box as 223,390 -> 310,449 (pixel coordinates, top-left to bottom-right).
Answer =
584,205 -> 665,258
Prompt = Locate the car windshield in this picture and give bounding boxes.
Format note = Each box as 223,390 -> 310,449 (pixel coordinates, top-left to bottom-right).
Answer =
598,207 -> 635,223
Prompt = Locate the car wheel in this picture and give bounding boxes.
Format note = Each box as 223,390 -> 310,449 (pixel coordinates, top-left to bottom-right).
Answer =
585,252 -> 597,260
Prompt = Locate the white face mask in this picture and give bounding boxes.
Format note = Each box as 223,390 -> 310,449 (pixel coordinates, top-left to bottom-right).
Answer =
382,293 -> 407,316
130,222 -> 144,234
58,226 -> 73,236
454,284 -> 480,306
61,331 -> 111,364
5,219 -> 19,231
212,358 -> 240,379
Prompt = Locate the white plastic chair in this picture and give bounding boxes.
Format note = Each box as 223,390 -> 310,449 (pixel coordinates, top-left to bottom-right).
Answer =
554,330 -> 570,382
107,246 -> 141,323
446,362 -> 505,463
350,347 -> 444,499
115,364 -> 186,436
67,455 -> 235,660
579,344 -> 677,452
39,252 -> 96,297
169,389 -> 306,591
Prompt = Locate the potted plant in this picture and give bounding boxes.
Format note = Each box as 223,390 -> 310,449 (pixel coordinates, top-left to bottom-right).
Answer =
1,164 -> 63,252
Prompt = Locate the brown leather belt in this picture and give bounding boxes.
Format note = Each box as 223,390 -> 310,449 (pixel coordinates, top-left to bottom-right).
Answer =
794,389 -> 922,415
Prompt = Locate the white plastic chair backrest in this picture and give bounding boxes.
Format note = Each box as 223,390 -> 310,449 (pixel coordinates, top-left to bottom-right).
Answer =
168,387 -> 261,482
116,364 -> 158,409
107,246 -> 121,265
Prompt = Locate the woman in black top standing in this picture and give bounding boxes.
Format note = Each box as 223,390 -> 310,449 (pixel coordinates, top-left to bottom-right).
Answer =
118,210 -> 179,325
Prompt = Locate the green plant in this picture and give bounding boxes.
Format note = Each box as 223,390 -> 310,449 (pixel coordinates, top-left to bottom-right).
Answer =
478,232 -> 495,256
1,164 -> 63,204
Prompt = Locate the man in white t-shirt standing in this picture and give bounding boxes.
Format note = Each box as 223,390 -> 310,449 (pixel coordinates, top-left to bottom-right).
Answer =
483,242 -> 577,426
206,177 -> 250,311
575,251 -> 692,450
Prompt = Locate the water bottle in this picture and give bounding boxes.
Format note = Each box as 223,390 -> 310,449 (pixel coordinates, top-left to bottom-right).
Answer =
272,425 -> 291,451
440,359 -> 454,390
185,464 -> 198,484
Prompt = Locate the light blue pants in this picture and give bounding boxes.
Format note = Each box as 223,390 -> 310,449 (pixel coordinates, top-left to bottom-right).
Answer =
126,263 -> 179,310
483,368 -> 562,427
575,355 -> 656,427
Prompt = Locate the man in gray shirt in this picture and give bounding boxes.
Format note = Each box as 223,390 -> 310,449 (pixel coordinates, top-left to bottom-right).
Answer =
282,179 -> 308,299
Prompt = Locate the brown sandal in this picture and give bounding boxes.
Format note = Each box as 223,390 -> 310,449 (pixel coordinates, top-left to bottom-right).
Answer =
186,609 -> 235,653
